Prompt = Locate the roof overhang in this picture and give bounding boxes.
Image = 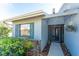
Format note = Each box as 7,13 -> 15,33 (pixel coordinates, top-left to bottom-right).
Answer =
6,10 -> 46,22
44,12 -> 77,19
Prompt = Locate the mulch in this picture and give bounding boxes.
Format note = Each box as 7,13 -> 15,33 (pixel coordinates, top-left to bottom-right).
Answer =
60,43 -> 71,56
25,40 -> 51,56
25,40 -> 72,56
41,42 -> 51,56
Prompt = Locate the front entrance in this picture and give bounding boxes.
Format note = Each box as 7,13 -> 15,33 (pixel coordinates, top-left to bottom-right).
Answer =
48,24 -> 64,43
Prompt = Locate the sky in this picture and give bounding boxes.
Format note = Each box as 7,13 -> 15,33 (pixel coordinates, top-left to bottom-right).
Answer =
0,3 -> 63,21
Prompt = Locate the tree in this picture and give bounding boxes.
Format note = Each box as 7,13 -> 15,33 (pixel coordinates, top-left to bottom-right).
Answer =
0,22 -> 11,38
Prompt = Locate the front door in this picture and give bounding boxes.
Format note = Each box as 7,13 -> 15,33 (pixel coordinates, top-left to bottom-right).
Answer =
48,24 -> 64,43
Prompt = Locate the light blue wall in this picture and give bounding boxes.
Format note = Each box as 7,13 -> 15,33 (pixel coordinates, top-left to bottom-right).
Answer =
48,17 -> 64,25
41,17 -> 64,51
41,19 -> 48,51
34,19 -> 42,40
64,14 -> 79,55
58,3 -> 79,55
12,19 -> 42,40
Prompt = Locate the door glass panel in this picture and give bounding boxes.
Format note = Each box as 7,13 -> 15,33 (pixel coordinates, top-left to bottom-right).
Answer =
55,28 -> 60,42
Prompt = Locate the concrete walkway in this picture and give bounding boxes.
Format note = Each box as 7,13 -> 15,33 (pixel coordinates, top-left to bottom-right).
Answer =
48,42 -> 64,56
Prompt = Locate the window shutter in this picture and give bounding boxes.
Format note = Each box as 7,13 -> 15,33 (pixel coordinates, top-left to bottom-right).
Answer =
15,24 -> 20,37
30,23 -> 34,39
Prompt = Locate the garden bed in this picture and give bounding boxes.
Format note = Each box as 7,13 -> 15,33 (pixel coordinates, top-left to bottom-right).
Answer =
60,43 -> 71,56
25,40 -> 41,56
0,37 -> 50,56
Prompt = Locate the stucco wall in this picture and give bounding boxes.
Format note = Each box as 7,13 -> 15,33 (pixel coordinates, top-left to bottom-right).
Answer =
64,14 -> 79,55
12,16 -> 43,40
48,17 -> 64,25
41,19 -> 48,51
41,17 -> 64,51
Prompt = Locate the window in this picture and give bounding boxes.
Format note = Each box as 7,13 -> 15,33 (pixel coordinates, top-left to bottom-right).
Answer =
20,23 -> 34,38
20,24 -> 30,37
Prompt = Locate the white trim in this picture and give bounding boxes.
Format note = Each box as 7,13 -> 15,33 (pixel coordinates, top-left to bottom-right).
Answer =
7,10 -> 46,22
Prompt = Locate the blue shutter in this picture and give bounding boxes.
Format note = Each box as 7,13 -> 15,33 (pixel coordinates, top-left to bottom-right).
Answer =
15,24 -> 20,37
30,23 -> 34,39
18,24 -> 21,37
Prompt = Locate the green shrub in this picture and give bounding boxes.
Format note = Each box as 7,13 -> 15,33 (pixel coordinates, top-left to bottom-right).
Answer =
0,23 -> 11,38
0,37 -> 34,56
23,40 -> 34,50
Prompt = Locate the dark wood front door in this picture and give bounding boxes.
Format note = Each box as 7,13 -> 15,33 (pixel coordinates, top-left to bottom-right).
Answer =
48,24 -> 64,43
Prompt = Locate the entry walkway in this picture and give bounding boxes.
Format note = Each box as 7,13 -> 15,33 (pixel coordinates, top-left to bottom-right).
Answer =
48,42 -> 64,56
